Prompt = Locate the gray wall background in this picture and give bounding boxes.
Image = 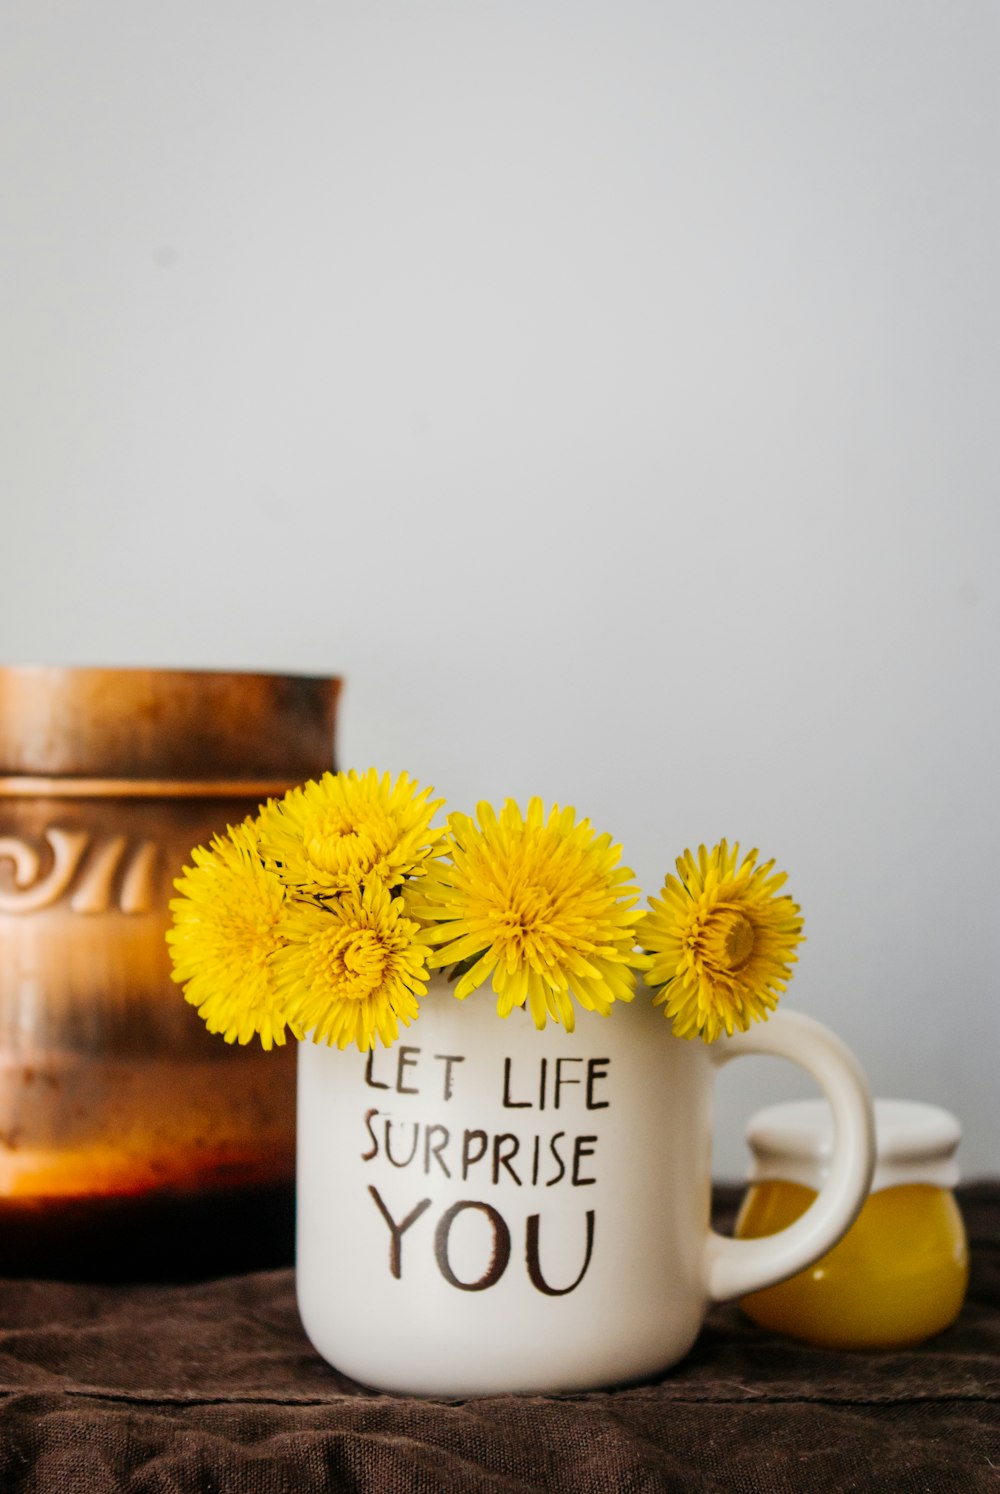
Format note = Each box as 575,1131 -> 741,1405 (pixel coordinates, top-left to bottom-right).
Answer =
2,2 -> 997,1177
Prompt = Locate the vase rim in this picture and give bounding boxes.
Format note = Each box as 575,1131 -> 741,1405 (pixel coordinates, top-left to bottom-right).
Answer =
0,665 -> 341,780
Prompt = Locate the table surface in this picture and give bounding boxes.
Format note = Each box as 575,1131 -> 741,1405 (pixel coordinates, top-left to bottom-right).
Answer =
0,1184 -> 997,1493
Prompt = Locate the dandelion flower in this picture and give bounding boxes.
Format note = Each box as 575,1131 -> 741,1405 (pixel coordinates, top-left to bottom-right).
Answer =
258,767 -> 444,897
410,798 -> 643,1031
273,879 -> 428,1051
167,820 -> 293,1050
642,841 -> 804,1043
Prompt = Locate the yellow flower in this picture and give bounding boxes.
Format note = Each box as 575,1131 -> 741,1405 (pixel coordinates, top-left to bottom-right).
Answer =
258,767 -> 444,897
410,798 -> 643,1031
273,879 -> 428,1051
166,820 -> 293,1050
642,841 -> 804,1042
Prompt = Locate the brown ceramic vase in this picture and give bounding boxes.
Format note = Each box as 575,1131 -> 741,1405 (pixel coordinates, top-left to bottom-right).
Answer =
0,666 -> 340,1280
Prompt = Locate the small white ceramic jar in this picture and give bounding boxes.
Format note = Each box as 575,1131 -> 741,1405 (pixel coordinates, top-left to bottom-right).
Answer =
736,1098 -> 969,1349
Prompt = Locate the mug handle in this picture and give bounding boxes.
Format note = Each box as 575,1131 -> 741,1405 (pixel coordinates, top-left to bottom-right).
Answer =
702,1009 -> 876,1302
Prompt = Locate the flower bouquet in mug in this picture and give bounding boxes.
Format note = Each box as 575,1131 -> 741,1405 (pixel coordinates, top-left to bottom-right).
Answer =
166,766 -> 805,1051
167,769 -> 874,1397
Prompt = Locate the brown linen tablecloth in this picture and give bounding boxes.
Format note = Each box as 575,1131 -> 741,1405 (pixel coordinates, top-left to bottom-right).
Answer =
0,1184 -> 997,1493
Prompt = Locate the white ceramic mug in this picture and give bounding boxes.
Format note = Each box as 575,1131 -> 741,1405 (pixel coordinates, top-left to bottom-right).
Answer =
297,976 -> 875,1396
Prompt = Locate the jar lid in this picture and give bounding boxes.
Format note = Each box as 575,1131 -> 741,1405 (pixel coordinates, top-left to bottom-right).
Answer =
0,666 -> 340,782
745,1098 -> 961,1193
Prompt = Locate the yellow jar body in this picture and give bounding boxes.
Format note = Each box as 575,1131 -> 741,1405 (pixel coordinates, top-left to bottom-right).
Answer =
735,1181 -> 969,1350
